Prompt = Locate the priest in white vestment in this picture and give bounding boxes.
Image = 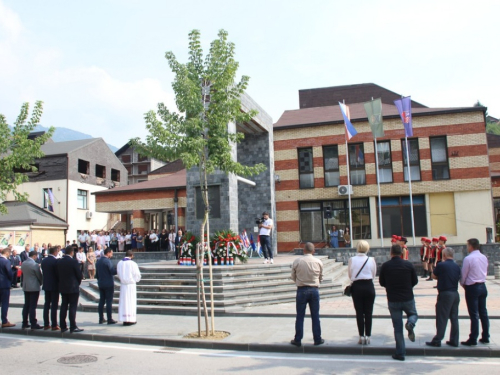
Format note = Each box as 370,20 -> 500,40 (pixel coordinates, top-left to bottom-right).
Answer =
117,250 -> 141,325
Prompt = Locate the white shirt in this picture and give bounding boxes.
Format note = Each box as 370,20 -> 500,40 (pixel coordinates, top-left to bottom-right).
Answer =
348,254 -> 376,281
76,252 -> 86,263
78,234 -> 87,243
150,233 -> 158,242
125,234 -> 132,244
91,234 -> 97,242
259,218 -> 273,236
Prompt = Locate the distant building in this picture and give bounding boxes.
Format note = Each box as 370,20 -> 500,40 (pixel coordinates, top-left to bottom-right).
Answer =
6,137 -> 128,240
115,143 -> 167,185
274,83 -> 493,251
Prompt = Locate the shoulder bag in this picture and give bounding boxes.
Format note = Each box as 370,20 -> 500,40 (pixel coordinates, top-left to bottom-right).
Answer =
344,257 -> 370,297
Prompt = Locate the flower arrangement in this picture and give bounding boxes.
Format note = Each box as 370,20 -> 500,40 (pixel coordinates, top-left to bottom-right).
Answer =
180,231 -> 199,259
210,229 -> 248,264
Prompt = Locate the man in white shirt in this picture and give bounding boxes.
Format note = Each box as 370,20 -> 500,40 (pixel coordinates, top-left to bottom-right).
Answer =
117,250 -> 141,325
78,231 -> 88,253
149,230 -> 159,252
168,229 -> 175,252
90,231 -> 98,249
76,247 -> 87,280
259,212 -> 274,264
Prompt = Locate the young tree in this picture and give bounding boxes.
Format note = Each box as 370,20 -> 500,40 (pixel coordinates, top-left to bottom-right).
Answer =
131,30 -> 266,336
0,101 -> 54,214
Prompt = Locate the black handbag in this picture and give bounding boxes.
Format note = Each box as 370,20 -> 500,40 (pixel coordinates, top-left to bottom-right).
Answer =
344,257 -> 370,297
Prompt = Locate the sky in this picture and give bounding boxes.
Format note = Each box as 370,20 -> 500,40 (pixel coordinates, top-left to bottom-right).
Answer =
1,0 -> 499,148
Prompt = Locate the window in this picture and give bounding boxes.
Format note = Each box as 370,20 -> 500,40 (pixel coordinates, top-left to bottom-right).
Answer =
375,141 -> 393,183
43,188 -> 53,210
138,164 -> 149,174
121,154 -> 131,163
401,139 -> 421,181
323,146 -> 340,187
348,143 -> 365,185
298,148 -> 314,188
111,169 -> 120,182
299,199 -> 371,242
138,154 -> 148,162
95,164 -> 106,178
195,186 -> 221,219
77,189 -> 88,209
378,195 -> 427,238
78,159 -> 89,174
430,137 -> 450,180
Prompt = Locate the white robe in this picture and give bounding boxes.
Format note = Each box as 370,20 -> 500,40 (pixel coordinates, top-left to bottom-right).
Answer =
117,258 -> 141,323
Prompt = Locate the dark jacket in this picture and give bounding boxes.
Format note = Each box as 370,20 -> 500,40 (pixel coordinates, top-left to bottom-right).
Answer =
0,256 -> 13,289
174,235 -> 182,247
9,254 -> 21,269
57,255 -> 82,294
20,250 -> 30,263
379,256 -> 418,302
96,257 -> 117,289
41,255 -> 59,291
21,258 -> 43,292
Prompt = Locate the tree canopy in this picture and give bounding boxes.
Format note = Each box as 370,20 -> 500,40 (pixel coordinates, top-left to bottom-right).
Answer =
0,101 -> 54,214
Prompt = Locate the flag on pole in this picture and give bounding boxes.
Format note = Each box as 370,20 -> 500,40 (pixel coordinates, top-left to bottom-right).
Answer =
338,102 -> 358,140
48,189 -> 55,212
363,98 -> 384,138
394,96 -> 413,137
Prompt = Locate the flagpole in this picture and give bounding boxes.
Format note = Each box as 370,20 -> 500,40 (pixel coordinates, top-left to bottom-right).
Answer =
405,136 -> 416,245
374,136 -> 384,247
345,137 -> 353,247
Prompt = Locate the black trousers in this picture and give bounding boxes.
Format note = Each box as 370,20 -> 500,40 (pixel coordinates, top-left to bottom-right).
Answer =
351,279 -> 376,336
98,287 -> 114,321
43,290 -> 59,327
11,268 -> 19,286
432,290 -> 460,345
0,287 -> 10,324
60,292 -> 79,330
22,291 -> 40,327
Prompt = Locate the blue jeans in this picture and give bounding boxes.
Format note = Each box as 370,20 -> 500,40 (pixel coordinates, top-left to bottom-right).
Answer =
260,235 -> 273,259
294,287 -> 321,343
388,299 -> 418,356
464,283 -> 489,342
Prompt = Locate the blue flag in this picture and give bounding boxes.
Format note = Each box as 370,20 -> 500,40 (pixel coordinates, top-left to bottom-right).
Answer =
338,102 -> 358,140
394,96 -> 413,137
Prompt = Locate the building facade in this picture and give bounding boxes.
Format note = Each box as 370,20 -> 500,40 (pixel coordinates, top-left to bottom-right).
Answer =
274,84 -> 493,252
115,143 -> 167,185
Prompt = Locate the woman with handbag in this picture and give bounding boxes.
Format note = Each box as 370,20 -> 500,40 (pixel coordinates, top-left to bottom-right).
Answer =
348,240 -> 377,345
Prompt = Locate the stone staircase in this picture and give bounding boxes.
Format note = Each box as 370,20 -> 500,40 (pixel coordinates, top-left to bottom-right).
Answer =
79,256 -> 348,315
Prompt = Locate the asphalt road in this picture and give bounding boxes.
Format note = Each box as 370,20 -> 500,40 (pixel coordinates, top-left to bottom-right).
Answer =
1,334 -> 499,375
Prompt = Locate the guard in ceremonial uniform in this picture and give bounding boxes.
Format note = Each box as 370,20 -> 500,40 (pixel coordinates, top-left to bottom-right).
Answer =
433,236 -> 447,288
426,238 -> 439,281
400,237 -> 409,260
420,237 -> 429,279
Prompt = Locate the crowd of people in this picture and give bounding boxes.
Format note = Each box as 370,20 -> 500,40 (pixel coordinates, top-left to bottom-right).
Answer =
291,238 -> 490,361
0,243 -> 142,332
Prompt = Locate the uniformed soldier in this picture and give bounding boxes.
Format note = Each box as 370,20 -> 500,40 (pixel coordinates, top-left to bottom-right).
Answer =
420,237 -> 429,278
400,236 -> 409,260
426,237 -> 439,281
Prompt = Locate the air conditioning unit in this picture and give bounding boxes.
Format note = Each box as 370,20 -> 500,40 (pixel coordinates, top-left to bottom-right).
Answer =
86,211 -> 93,219
338,185 -> 353,196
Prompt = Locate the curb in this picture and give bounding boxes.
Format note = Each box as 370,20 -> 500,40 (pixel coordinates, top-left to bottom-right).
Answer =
1,328 -> 499,358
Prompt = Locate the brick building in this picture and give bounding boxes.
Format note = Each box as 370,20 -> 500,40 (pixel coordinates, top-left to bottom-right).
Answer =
115,143 -> 167,185
274,84 -> 493,252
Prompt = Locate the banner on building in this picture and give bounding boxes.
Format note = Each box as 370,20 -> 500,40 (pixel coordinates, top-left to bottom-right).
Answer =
364,98 -> 384,138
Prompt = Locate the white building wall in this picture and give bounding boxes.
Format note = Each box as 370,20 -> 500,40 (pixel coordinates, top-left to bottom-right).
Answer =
454,190 -> 494,244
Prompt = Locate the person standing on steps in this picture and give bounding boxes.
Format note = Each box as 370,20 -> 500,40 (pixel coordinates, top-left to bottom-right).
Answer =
426,247 -> 461,348
460,238 -> 490,346
259,212 -> 274,264
379,244 -> 419,361
348,240 -> 376,345
57,246 -> 83,333
117,250 -> 141,326
41,246 -> 60,331
290,242 -> 324,347
96,248 -> 118,325
20,250 -> 43,330
329,226 -> 339,248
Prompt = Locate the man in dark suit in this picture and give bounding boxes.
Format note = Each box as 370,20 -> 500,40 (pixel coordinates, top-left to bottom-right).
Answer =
0,247 -> 15,327
9,249 -> 21,287
21,251 -> 43,330
174,229 -> 183,260
57,246 -> 83,333
379,244 -> 419,362
41,246 -> 60,330
96,248 -> 117,324
20,245 -> 30,263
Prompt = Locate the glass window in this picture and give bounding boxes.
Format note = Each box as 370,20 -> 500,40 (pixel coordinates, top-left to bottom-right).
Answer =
401,139 -> 421,181
430,137 -> 450,180
378,195 -> 427,237
376,141 -> 393,183
77,189 -> 88,209
323,145 -> 340,187
195,185 -> 221,219
42,188 -> 51,209
298,148 -> 314,188
348,143 -> 366,185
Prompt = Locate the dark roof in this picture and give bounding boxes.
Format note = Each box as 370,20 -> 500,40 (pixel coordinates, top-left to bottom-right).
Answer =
0,201 -> 68,228
28,131 -> 46,140
115,142 -> 131,156
93,169 -> 186,195
40,138 -> 99,156
149,159 -> 184,175
274,102 -> 485,129
487,115 -> 499,123
298,83 -> 426,110
487,133 -> 500,148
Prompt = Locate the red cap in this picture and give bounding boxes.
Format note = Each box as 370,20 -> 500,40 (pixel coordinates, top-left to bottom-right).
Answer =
421,237 -> 427,242
432,237 -> 439,242
397,236 -> 402,241
392,235 -> 398,239
439,236 -> 447,242
425,238 -> 432,244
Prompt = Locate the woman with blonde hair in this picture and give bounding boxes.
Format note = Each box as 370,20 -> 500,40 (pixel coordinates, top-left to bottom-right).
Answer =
348,240 -> 377,345
87,247 -> 96,280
